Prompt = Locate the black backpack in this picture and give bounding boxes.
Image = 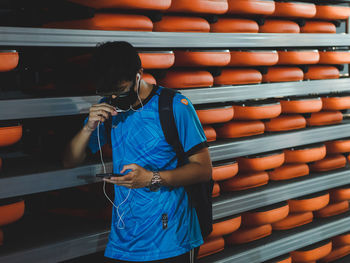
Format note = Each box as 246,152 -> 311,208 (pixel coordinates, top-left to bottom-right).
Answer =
105,87 -> 213,238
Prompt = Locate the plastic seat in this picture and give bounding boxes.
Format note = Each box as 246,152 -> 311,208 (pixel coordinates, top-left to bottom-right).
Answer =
242,202 -> 289,226
215,120 -> 265,139
143,73 -> 156,85
207,215 -> 242,239
0,124 -> 23,147
212,182 -> 220,198
203,125 -> 217,143
196,106 -> 234,125
174,50 -> 230,67
284,143 -> 326,163
306,111 -> 343,127
0,199 -> 25,227
233,100 -> 282,120
329,185 -> 350,202
229,50 -> 278,67
288,191 -> 330,213
277,50 -> 319,65
314,200 -> 349,218
0,50 -> 19,72
272,211 -> 313,230
322,94 -> 350,111
44,13 -> 153,31
212,160 -> 238,181
225,224 -> 272,244
214,68 -> 262,86
332,232 -> 350,247
309,154 -> 347,172
304,66 -> 339,80
315,5 -> 350,20
259,19 -> 300,33
319,245 -> 350,263
220,171 -> 269,191
319,50 -> 350,65
262,67 -> 304,83
68,0 -> 171,10
273,2 -> 316,18
227,0 -> 275,15
237,151 -> 285,172
167,0 -> 228,14
210,18 -> 259,33
139,51 -> 174,69
153,16 -> 210,32
268,163 -> 309,181
263,254 -> 292,263
197,237 -> 225,259
279,97 -> 322,114
300,21 -> 336,34
291,240 -> 332,263
264,114 -> 306,132
157,70 -> 213,89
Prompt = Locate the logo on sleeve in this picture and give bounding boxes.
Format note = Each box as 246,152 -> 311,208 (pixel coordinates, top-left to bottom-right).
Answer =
181,98 -> 189,105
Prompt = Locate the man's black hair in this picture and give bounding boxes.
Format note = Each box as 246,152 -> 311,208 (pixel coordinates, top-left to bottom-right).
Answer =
92,41 -> 141,94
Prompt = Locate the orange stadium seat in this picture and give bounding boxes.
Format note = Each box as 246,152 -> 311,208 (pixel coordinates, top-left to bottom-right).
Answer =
279,97 -> 322,114
225,224 -> 272,244
0,124 -> 23,147
44,13 -> 153,31
212,182 -> 221,198
259,19 -> 300,33
167,0 -> 228,14
332,232 -> 350,247
0,50 -> 19,72
291,240 -> 332,263
284,144 -> 326,163
273,1 -> 316,18
157,70 -> 213,89
220,171 -> 269,191
277,50 -> 319,65
212,160 -> 239,181
227,0 -> 275,15
304,66 -> 339,80
319,50 -> 350,65
68,0 -> 171,10
315,5 -> 350,20
263,254 -> 292,263
229,50 -> 278,67
309,154 -> 347,172
0,199 -> 25,227
322,94 -> 350,111
305,111 -> 343,127
262,67 -> 304,83
319,245 -> 350,263
300,21 -> 336,33
314,200 -> 349,218
203,125 -> 217,142
197,237 -> 225,259
214,68 -> 262,86
174,50 -> 230,67
288,192 -> 329,213
153,16 -> 210,32
233,100 -> 281,120
264,114 -> 306,132
237,151 -> 285,172
215,120 -> 265,138
242,202 -> 289,226
207,215 -> 242,239
210,18 -> 259,33
329,185 -> 350,202
142,73 -> 157,85
139,51 -> 174,69
268,163 -> 309,181
196,106 -> 234,125
272,211 -> 313,230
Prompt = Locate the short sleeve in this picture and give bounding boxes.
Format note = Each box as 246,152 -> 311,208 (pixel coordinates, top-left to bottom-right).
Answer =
173,94 -> 208,157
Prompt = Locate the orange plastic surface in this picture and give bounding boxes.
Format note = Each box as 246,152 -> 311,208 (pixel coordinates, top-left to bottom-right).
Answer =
237,152 -> 285,172
197,237 -> 225,259
225,224 -> 272,244
220,171 -> 269,191
259,20 -> 300,33
139,52 -> 174,69
0,51 -> 19,72
306,111 -> 343,127
264,114 -> 306,132
309,154 -> 347,172
288,192 -> 330,213
315,5 -> 350,20
167,0 -> 228,14
157,70 -> 213,89
208,216 -> 242,239
215,120 -> 265,139
212,161 -> 238,181
284,144 -> 326,163
229,51 -> 278,67
319,51 -> 350,65
233,103 -> 282,120
332,234 -> 350,247
291,241 -> 332,262
142,73 -> 156,85
196,106 -> 234,125
277,50 -> 319,65
0,125 -> 23,147
68,0 -> 171,10
214,68 -> 262,86
273,2 -> 316,18
268,163 -> 309,181
242,203 -> 289,226
262,67 -> 304,83
210,18 -> 259,33
153,15 -> 210,32
174,50 -> 230,67
227,0 -> 275,15
315,200 -> 349,218
319,245 -> 350,263
212,182 -> 220,198
272,212 -> 313,230
322,95 -> 350,111
203,125 -> 217,143
330,187 -> 350,202
304,66 -> 339,80
279,98 -> 322,114
301,21 -> 336,33
0,200 -> 25,227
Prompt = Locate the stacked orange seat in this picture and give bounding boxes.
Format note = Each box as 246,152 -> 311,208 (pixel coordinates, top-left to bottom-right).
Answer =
220,171 -> 269,191
263,254 -> 292,263
197,237 -> 225,259
309,154 -> 346,172
0,199 -> 25,227
214,68 -> 262,86
284,144 -> 326,164
229,50 -> 278,67
227,0 -> 275,16
210,18 -> 259,33
262,67 -> 304,83
212,160 -> 238,181
233,100 -> 282,120
290,240 -> 332,263
279,97 -> 322,114
319,245 -> 350,263
268,163 -> 309,181
305,111 -> 343,127
153,16 -> 210,32
259,19 -> 300,33
322,94 -> 350,111
225,223 -> 272,244
314,200 -> 349,218
319,49 -> 350,65
272,211 -> 313,230
207,215 -> 242,239
167,0 -> 228,14
0,50 -> 19,72
277,50 -> 319,65
157,70 -> 213,89
242,202 -> 289,226
332,232 -> 350,247
329,185 -> 350,202
237,151 -> 285,172
139,51 -> 174,69
300,21 -> 336,34
0,123 -> 23,147
315,5 -> 350,20
203,125 -> 217,142
142,73 -> 157,85
196,106 -> 234,125
68,0 -> 171,10
174,50 -> 230,67
212,182 -> 221,197
288,192 -> 329,213
304,66 -> 339,80
272,2 -> 316,18
264,115 -> 306,132
215,120 -> 265,138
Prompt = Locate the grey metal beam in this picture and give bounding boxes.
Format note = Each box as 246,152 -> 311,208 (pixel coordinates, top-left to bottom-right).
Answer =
2,27 -> 350,47
213,168 -> 350,220
200,212 -> 350,263
2,79 -> 350,120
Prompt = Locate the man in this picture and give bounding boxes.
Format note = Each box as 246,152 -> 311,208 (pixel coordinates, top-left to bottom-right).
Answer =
63,41 -> 212,263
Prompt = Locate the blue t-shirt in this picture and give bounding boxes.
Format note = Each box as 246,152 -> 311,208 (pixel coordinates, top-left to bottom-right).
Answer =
86,86 -> 208,261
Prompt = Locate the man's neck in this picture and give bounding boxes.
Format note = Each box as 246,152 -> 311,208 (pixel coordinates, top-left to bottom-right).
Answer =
133,80 -> 153,107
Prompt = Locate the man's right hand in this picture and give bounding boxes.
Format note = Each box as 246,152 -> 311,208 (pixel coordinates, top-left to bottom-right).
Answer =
85,103 -> 118,132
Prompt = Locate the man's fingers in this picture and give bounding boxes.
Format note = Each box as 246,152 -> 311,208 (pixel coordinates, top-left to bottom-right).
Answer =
120,164 -> 137,174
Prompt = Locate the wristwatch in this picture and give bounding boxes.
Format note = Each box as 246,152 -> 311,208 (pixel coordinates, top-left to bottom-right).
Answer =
149,171 -> 162,192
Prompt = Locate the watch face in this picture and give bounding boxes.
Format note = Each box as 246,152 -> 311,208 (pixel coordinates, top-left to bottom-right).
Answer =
149,182 -> 161,192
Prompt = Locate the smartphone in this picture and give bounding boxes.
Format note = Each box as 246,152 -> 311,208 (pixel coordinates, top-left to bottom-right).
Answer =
96,173 -> 124,179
